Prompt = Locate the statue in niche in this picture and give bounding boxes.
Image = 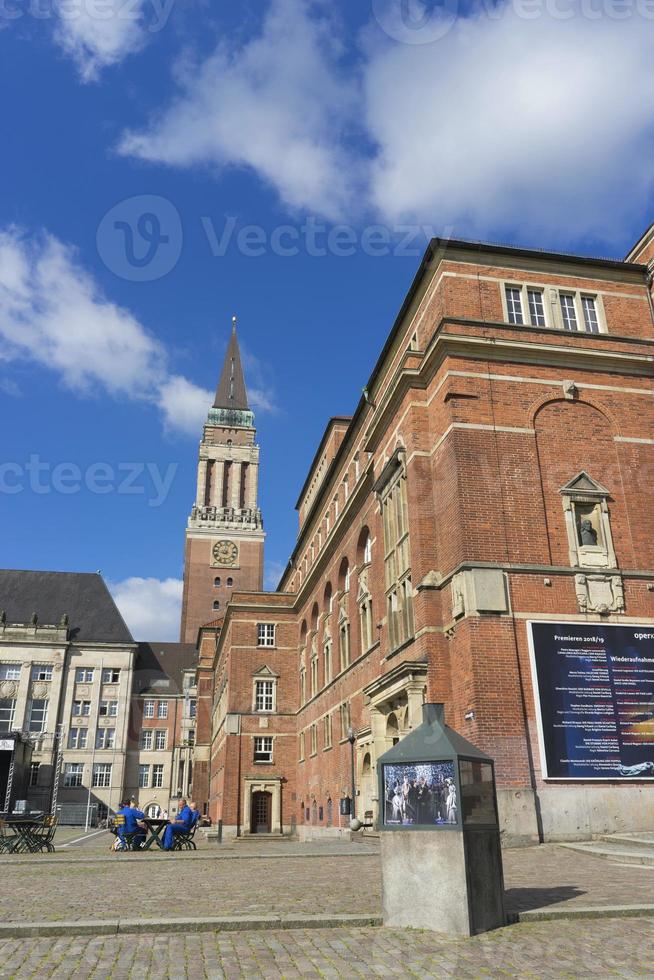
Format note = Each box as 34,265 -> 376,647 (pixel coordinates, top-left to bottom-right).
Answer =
579,519 -> 598,546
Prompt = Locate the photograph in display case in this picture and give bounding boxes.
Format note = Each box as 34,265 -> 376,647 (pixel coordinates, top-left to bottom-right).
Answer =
382,761 -> 458,826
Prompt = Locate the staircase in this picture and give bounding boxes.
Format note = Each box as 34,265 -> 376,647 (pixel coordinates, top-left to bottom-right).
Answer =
561,832 -> 654,867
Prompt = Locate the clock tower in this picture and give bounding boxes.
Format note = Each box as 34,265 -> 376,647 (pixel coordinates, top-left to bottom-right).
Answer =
180,318 -> 265,642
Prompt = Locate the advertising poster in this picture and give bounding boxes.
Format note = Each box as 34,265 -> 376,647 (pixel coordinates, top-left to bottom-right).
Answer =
382,761 -> 458,825
528,622 -> 654,779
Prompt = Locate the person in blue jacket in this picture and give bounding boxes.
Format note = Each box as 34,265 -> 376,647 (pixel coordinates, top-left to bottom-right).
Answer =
162,798 -> 193,850
125,799 -> 147,849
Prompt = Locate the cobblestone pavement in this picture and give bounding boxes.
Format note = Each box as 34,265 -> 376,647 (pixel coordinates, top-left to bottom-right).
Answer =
0,919 -> 651,978
0,839 -> 652,922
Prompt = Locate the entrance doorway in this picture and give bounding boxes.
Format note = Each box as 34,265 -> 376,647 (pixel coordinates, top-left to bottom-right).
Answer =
251,790 -> 272,833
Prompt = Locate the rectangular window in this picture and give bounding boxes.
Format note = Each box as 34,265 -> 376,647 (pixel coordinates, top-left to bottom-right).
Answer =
102,668 -> 120,684
155,730 -> 167,750
92,763 -> 112,788
99,700 -> 118,717
324,641 -> 332,686
0,664 -> 21,681
527,289 -> 546,327
382,472 -> 413,652
74,668 -> 94,684
0,698 -> 16,732
72,700 -> 91,717
68,727 -> 88,749
310,724 -> 317,756
140,730 -> 153,750
31,665 -> 53,681
187,729 -> 195,747
255,680 -> 274,712
144,700 -> 155,718
28,699 -> 48,733
300,667 -> 306,706
152,764 -> 164,788
582,295 -> 600,333
95,728 -> 115,750
156,701 -> 168,719
138,764 -> 150,788
311,657 -> 319,697
64,763 -> 84,788
29,762 -> 40,787
298,731 -> 305,761
257,623 -> 276,647
324,713 -> 332,749
560,293 -> 578,330
189,698 -> 197,719
253,736 -> 273,763
505,285 -> 524,325
340,702 -> 351,740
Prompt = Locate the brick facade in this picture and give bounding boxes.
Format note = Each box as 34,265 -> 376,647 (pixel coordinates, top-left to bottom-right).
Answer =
190,227 -> 654,843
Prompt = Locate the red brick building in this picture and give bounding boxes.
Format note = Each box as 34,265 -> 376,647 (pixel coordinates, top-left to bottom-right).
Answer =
189,225 -> 654,843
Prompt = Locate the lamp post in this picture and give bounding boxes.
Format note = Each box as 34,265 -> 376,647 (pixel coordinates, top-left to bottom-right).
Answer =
347,727 -> 357,821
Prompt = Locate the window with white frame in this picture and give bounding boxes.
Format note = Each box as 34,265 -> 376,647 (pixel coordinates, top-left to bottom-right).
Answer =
92,763 -> 112,788
257,623 -> 276,647
72,700 -> 91,717
581,295 -> 600,333
324,713 -> 332,749
299,731 -> 305,761
152,764 -> 164,788
381,468 -> 413,652
64,763 -> 84,788
187,729 -> 195,747
95,727 -> 115,750
189,698 -> 197,719
0,664 -> 21,681
527,288 -> 546,327
154,730 -> 167,750
310,724 -> 317,756
138,764 -> 150,788
29,762 -> 40,787
310,654 -> 318,698
560,293 -> 578,331
300,665 -> 306,705
68,727 -> 88,749
144,700 -> 155,718
140,730 -> 153,750
27,699 -> 48,733
339,619 -> 350,672
323,639 -> 332,686
363,535 -> 372,565
359,592 -> 374,653
0,698 -> 16,732
253,736 -> 273,763
99,700 -> 118,717
74,668 -> 94,684
157,701 -> 168,719
339,702 -> 351,740
505,285 -> 524,324
31,664 -> 53,681
255,679 -> 275,712
102,668 -> 120,684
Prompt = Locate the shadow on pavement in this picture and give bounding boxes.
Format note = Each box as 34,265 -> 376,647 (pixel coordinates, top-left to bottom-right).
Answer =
504,886 -> 586,913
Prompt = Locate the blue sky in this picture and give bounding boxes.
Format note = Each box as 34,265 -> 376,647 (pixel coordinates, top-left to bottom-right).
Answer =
2,0 -> 654,639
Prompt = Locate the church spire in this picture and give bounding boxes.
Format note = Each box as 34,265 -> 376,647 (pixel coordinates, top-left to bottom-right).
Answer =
213,315 -> 249,412
207,317 -> 254,430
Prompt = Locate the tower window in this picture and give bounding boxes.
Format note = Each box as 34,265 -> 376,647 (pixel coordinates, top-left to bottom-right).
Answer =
214,577 -> 221,587
227,577 -> 233,587
213,600 -> 220,610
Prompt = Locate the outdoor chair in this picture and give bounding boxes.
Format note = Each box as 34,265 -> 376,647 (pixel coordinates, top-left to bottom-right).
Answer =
171,823 -> 197,851
0,819 -> 18,853
32,814 -> 58,852
111,814 -> 140,851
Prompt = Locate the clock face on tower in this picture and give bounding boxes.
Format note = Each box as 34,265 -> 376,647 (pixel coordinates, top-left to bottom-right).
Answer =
212,539 -> 239,567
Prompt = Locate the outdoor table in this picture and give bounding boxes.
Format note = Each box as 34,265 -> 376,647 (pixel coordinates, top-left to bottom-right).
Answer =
141,817 -> 169,850
2,816 -> 44,853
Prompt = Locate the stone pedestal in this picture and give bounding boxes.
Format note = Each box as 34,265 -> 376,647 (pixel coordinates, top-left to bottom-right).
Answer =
381,827 -> 505,936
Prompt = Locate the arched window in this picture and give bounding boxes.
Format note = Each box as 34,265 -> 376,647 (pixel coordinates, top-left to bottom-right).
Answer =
227,577 -> 233,587
213,600 -> 220,610
214,577 -> 221,587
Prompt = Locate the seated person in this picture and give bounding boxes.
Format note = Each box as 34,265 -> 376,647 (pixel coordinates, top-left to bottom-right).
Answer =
189,802 -> 201,828
125,800 -> 146,848
162,798 -> 194,850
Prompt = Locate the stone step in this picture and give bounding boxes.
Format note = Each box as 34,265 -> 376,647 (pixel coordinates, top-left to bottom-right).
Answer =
233,834 -> 290,843
560,840 -> 654,867
597,832 -> 654,849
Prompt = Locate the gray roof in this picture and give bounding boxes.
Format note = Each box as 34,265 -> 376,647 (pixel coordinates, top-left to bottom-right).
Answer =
213,323 -> 249,411
134,642 -> 197,695
0,569 -> 133,644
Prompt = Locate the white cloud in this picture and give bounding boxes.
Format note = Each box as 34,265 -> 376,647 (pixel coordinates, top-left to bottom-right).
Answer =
119,0 -> 360,219
364,7 -> 654,239
264,559 -> 286,591
0,227 -> 274,435
110,575 -> 183,641
53,0 -> 153,82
